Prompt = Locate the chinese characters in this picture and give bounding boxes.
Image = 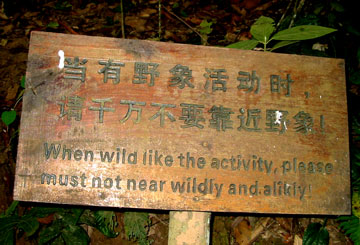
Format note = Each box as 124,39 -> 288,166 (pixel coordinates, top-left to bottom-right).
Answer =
58,55 -> 325,135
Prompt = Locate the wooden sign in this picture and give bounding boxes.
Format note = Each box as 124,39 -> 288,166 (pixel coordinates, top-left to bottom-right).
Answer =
14,31 -> 350,214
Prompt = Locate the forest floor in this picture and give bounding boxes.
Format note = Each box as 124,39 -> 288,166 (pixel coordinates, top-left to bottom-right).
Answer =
0,0 -> 358,244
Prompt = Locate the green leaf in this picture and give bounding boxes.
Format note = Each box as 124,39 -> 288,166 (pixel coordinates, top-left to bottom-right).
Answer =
27,207 -> 61,218
0,227 -> 15,245
61,224 -> 89,245
199,20 -> 213,35
226,40 -> 259,50
94,210 -> 118,238
79,209 -> 97,227
250,16 -> 275,44
350,70 -> 360,85
346,24 -> 360,37
0,216 -> 20,245
51,236 -> 65,245
338,216 -> 360,244
54,1 -> 72,10
270,40 -> 299,51
47,21 -> 59,29
272,25 -> 337,41
125,212 -> 150,244
303,222 -> 329,245
56,208 -> 83,225
1,110 -> 16,126
39,220 -> 62,244
18,215 -> 39,236
71,208 -> 85,224
353,192 -> 360,218
0,216 -> 20,232
330,2 -> 344,12
20,75 -> 25,88
4,201 -> 19,217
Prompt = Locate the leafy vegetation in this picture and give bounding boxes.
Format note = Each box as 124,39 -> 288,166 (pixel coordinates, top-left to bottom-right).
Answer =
338,215 -> 360,244
124,212 -> 152,245
0,202 -> 118,244
227,16 -> 336,51
198,19 -> 213,45
303,220 -> 329,245
1,110 -> 16,126
1,76 -> 25,127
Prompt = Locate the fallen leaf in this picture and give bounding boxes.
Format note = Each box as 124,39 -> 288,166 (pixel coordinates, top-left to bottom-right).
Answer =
275,217 -> 292,232
37,213 -> 54,224
242,0 -> 261,10
233,219 -> 252,244
113,13 -> 122,23
0,39 -> 7,46
312,43 -> 328,51
76,3 -> 97,16
34,19 -> 44,27
231,4 -> 246,16
3,24 -> 14,35
125,16 -> 147,32
0,12 -> 8,20
250,217 -> 271,242
164,30 -> 182,42
186,16 -> 203,25
294,234 -> 302,245
254,1 -> 274,11
24,11 -> 39,18
139,8 -> 157,18
5,83 -> 20,101
225,32 -> 238,43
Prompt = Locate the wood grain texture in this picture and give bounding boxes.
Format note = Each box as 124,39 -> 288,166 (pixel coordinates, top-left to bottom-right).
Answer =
14,31 -> 350,214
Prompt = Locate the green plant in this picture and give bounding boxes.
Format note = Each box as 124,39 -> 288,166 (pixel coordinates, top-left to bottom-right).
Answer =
198,19 -> 213,45
54,0 -> 72,10
1,76 -> 25,127
227,16 -> 336,52
47,21 -> 59,29
338,215 -> 360,244
124,211 -> 152,245
303,219 -> 329,245
0,202 -> 118,244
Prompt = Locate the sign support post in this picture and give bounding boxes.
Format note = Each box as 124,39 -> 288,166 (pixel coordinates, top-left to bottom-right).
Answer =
168,211 -> 211,245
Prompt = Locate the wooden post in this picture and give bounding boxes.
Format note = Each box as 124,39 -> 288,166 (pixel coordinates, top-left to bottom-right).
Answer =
168,211 -> 211,245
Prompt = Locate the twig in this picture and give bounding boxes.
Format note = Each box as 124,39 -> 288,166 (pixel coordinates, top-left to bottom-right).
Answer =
231,216 -> 244,228
158,0 -> 162,39
57,19 -> 79,35
13,91 -> 24,109
27,80 -> 38,96
163,7 -> 208,45
247,217 -> 275,245
276,0 -> 294,30
120,0 -> 125,38
150,214 -> 169,226
289,0 -> 306,28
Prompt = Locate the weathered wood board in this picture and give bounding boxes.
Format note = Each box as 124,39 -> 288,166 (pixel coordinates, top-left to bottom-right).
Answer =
14,31 -> 350,214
